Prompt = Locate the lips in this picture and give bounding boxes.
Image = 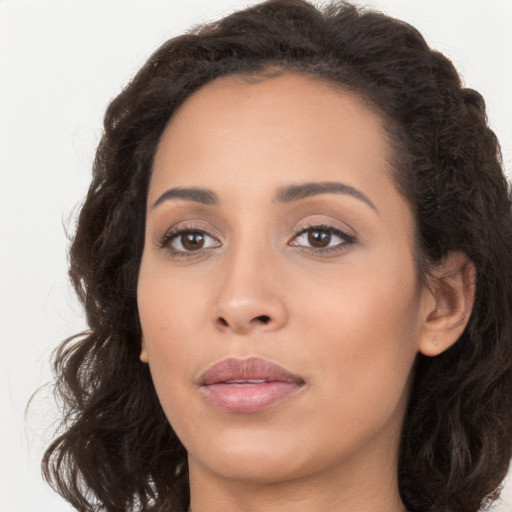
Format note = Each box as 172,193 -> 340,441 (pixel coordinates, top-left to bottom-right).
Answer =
199,357 -> 305,413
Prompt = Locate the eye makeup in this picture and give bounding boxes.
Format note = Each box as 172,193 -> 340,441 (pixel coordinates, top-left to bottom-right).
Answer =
157,220 -> 357,260
288,223 -> 357,255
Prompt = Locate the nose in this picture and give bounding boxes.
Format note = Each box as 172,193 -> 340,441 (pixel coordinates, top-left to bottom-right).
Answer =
212,248 -> 288,335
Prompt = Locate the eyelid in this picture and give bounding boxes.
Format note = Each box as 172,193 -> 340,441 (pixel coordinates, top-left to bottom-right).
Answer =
288,222 -> 357,252
156,218 -> 356,258
158,221 -> 222,255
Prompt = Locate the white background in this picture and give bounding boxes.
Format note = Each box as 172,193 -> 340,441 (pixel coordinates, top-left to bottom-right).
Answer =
1,1 -> 511,511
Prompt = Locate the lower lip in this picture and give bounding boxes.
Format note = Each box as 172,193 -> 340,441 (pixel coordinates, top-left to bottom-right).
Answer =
201,381 -> 304,413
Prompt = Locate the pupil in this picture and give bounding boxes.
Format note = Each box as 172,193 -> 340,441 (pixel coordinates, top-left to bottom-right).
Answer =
308,230 -> 330,247
182,232 -> 204,250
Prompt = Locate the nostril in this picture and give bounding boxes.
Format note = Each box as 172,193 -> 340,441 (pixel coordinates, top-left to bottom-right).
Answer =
215,314 -> 273,330
254,315 -> 271,324
218,317 -> 229,327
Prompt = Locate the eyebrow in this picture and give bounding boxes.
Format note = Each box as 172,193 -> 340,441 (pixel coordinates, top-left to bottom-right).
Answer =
274,181 -> 378,212
152,181 -> 377,212
153,187 -> 219,208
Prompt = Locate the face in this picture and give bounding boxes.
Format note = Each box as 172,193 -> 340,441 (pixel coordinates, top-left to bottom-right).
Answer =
137,73 -> 430,486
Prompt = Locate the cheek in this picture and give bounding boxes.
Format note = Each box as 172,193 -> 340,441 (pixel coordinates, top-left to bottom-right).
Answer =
138,298 -> 197,443
294,249 -> 422,411
137,258 -> 200,400
138,251 -> 211,345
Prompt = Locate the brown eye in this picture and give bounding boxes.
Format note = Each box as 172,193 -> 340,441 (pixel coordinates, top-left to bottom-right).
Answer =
307,230 -> 331,248
288,225 -> 355,253
181,232 -> 205,251
164,228 -> 221,254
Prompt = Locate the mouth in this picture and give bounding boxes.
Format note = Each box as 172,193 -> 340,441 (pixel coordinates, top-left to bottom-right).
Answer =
198,357 -> 306,413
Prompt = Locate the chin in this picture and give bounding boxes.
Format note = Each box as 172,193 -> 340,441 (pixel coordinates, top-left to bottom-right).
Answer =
193,450 -> 310,484
185,425 -> 317,483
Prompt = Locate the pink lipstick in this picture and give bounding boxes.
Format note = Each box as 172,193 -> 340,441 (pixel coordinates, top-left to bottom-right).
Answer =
199,357 -> 305,413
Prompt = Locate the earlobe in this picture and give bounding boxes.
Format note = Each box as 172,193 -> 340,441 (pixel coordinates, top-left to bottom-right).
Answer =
140,336 -> 149,363
419,252 -> 476,357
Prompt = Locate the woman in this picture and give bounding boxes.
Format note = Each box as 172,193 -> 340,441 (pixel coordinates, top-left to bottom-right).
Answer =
43,1 -> 512,511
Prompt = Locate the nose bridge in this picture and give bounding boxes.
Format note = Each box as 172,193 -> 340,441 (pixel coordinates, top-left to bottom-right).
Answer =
212,230 -> 287,333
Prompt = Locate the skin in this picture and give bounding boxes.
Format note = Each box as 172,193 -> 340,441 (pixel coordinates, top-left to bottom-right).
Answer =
137,73 -> 474,512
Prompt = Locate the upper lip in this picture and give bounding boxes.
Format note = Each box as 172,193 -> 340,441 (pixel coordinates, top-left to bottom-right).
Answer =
199,357 -> 305,386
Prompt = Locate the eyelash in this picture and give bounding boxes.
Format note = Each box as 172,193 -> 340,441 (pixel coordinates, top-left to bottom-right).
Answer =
159,223 -> 356,257
159,224 -> 220,258
289,224 -> 356,254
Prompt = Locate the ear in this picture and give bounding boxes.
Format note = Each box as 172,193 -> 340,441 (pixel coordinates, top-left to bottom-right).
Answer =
140,335 -> 149,363
419,252 -> 476,357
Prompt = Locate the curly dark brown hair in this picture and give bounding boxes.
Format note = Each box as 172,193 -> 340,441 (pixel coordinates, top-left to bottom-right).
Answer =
43,1 -> 512,511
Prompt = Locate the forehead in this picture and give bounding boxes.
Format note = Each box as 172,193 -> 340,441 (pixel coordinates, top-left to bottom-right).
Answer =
150,72 -> 395,204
